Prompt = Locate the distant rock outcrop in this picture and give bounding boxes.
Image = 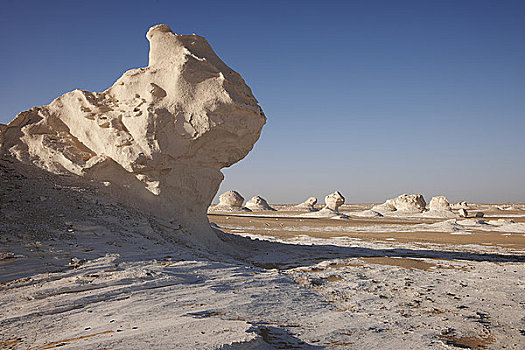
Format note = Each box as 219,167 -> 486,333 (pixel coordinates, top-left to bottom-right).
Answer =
210,190 -> 251,212
295,197 -> 318,211
424,195 -> 458,218
372,194 -> 426,214
219,190 -> 245,208
324,192 -> 345,212
0,24 -> 266,243
429,196 -> 451,211
451,201 -> 469,210
245,196 -> 276,211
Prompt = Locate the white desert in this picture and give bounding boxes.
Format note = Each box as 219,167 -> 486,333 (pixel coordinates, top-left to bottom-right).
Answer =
1,24 -> 524,350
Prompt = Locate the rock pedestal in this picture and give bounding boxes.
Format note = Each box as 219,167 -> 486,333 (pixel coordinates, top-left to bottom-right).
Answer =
1,24 -> 266,244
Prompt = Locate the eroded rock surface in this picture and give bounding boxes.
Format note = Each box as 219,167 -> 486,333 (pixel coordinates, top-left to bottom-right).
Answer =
219,190 -> 245,208
209,190 -> 251,212
451,201 -> 469,210
245,196 -> 276,211
295,197 -> 318,211
324,192 -> 345,212
0,24 -> 266,243
429,196 -> 451,212
373,194 -> 427,214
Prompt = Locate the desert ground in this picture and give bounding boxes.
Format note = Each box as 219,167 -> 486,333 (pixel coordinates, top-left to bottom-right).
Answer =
207,204 -> 525,349
1,157 -> 524,349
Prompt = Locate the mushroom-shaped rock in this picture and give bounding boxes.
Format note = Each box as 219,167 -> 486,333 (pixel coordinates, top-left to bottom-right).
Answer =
0,24 -> 266,244
458,208 -> 468,218
372,194 -> 426,214
429,196 -> 451,211
324,192 -> 345,212
245,196 -> 276,211
295,197 -> 318,211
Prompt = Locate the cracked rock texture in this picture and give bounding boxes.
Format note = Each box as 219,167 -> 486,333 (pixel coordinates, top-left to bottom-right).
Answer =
0,24 -> 265,244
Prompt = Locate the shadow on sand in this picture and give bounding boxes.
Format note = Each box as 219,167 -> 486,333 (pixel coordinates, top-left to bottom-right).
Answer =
215,230 -> 525,270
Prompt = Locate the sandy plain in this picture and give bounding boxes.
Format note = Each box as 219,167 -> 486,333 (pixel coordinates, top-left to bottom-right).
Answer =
209,206 -> 525,248
1,157 -> 524,349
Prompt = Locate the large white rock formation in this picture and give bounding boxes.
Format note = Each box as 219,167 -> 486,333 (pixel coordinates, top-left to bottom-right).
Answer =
0,24 -> 266,244
424,195 -> 457,218
245,196 -> 276,211
372,194 -> 426,214
429,196 -> 451,211
324,192 -> 345,212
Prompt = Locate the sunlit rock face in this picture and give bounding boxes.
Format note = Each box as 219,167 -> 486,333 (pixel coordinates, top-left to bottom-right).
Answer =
245,196 -> 276,211
1,24 -> 266,243
208,190 -> 254,213
218,190 -> 246,208
373,194 -> 427,214
451,201 -> 469,210
324,192 -> 345,212
429,196 -> 451,211
295,197 -> 318,211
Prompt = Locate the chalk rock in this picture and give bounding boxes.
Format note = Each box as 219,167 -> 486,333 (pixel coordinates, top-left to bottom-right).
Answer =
219,190 -> 245,207
209,190 -> 251,212
458,208 -> 468,218
245,196 -> 276,211
295,197 -> 318,211
429,196 -> 451,211
0,24 -> 266,243
372,194 -> 426,214
451,201 -> 469,210
324,192 -> 345,212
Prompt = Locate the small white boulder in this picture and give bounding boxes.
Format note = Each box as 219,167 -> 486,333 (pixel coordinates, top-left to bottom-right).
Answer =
295,197 -> 318,211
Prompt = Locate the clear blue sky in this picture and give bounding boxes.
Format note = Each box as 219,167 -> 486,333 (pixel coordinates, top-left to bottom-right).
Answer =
1,0 -> 524,203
